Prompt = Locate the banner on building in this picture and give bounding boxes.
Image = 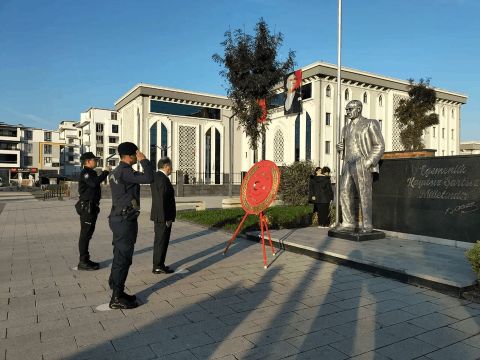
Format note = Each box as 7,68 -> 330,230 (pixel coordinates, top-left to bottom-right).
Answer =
284,69 -> 302,115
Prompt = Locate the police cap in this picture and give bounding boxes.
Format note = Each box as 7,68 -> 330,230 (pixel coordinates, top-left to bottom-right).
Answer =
80,152 -> 99,163
118,142 -> 138,156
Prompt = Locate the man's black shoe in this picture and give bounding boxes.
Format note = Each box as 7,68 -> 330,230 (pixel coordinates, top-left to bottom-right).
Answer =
121,291 -> 137,302
78,259 -> 100,271
109,295 -> 138,309
152,266 -> 174,274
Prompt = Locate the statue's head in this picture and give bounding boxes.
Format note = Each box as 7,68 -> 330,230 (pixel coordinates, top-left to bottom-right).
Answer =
345,100 -> 362,120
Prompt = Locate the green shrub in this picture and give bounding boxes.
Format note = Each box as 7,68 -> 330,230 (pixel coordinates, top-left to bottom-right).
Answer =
176,205 -> 313,233
466,241 -> 480,280
279,161 -> 315,206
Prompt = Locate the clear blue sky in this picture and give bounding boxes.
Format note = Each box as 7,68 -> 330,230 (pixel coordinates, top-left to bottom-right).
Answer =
1,0 -> 478,140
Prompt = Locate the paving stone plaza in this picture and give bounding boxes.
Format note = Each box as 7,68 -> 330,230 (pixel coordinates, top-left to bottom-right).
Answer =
0,198 -> 480,359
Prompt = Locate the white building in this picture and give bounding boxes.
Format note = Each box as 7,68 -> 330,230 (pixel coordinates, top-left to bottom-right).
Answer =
0,122 -> 21,184
58,121 -> 81,176
77,108 -> 120,168
113,62 -> 467,183
460,141 -> 480,155
115,84 -> 236,184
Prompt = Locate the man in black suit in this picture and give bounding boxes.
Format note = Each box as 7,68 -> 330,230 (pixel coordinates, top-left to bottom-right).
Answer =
151,157 -> 176,274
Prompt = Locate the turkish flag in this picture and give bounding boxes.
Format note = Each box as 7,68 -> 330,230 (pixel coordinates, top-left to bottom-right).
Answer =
257,99 -> 267,123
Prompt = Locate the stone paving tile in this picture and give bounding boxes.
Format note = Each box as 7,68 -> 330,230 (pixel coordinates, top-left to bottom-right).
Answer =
447,315 -> 480,335
424,342 -> 480,360
284,345 -> 348,360
415,326 -> 472,347
377,337 -> 438,359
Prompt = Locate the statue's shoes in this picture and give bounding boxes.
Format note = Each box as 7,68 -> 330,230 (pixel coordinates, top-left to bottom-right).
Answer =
336,225 -> 355,232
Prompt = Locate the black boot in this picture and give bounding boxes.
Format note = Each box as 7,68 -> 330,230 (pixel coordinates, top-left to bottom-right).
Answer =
121,291 -> 137,302
78,259 -> 100,271
109,291 -> 138,309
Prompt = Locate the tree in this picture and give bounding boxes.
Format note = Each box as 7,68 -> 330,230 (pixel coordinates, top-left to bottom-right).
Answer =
213,19 -> 295,150
279,161 -> 315,206
395,78 -> 439,150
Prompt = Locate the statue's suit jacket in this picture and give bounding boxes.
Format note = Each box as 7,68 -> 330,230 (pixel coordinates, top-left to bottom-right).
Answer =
342,116 -> 385,173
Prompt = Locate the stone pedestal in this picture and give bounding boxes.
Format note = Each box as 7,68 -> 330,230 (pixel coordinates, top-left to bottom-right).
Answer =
328,229 -> 385,242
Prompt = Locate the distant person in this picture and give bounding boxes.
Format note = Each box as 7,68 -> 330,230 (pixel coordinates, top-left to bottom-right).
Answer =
150,157 -> 176,274
309,166 -> 334,228
336,100 -> 385,232
76,152 -> 110,270
108,142 -> 154,309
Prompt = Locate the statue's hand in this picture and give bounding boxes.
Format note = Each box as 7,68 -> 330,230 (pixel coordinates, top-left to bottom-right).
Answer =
364,159 -> 373,169
336,142 -> 344,152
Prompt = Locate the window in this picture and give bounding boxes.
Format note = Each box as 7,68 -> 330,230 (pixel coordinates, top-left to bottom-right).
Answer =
25,143 -> 32,153
325,141 -> 331,155
109,137 -> 117,144
111,112 -> 117,120
345,89 -> 350,101
68,138 -> 75,144
150,100 -> 220,119
109,148 -> 116,155
326,85 -> 331,98
306,113 -> 311,161
442,150 -> 445,156
68,147 -> 74,153
23,156 -> 32,166
97,148 -> 103,157
0,154 -> 17,163
378,120 -> 383,130
24,130 -> 32,140
78,131 -> 81,136
43,144 -> 52,154
150,123 -> 157,171
451,129 -> 454,140
44,132 -> 51,141
326,112 -> 331,126
68,156 -> 74,162
452,109 -> 455,118
442,128 -> 445,139
44,157 -> 52,164
0,128 -> 17,137
96,123 -> 104,133
433,127 -> 436,138
363,92 -> 368,104
161,123 -> 168,157
96,136 -> 104,143
379,95 -> 383,107
108,160 -> 116,166
451,151 -> 454,155
442,107 -> 445,116
294,115 -> 300,161
112,124 -> 118,133
301,83 -> 312,100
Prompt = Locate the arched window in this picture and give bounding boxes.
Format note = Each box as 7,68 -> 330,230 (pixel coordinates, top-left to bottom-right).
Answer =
295,115 -> 300,161
214,128 -> 221,184
205,128 -> 211,180
150,123 -> 157,171
326,85 -> 331,98
306,112 -> 311,161
345,89 -> 350,101
161,123 -> 168,157
273,129 -> 284,164
379,95 -> 383,107
451,109 -> 455,118
363,92 -> 368,104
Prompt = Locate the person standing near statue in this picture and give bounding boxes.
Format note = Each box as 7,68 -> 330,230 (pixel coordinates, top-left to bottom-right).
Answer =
108,142 -> 154,309
76,152 -> 110,271
336,100 -> 385,233
309,166 -> 334,228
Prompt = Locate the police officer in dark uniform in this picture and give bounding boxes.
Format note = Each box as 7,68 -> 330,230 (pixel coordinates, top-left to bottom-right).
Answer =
76,152 -> 110,271
108,142 -> 154,309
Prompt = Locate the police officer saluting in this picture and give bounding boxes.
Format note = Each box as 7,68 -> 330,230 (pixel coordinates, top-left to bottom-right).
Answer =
108,142 -> 154,309
76,152 -> 110,271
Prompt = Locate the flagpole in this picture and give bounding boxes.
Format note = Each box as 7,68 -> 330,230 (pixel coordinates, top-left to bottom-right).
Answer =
335,0 -> 342,227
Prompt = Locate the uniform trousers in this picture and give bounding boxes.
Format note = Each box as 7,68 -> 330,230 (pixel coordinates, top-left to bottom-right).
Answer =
108,215 -> 138,294
78,212 -> 98,262
339,159 -> 373,230
153,222 -> 172,268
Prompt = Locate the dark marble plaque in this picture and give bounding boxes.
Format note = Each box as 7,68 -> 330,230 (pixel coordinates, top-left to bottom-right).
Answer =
373,155 -> 480,243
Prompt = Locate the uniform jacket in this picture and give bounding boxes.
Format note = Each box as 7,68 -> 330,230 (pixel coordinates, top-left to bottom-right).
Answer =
342,116 -> 385,173
109,159 -> 154,215
150,171 -> 176,222
78,167 -> 109,204
308,175 -> 334,204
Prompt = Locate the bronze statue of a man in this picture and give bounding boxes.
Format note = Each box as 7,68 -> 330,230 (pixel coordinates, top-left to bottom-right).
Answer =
336,100 -> 385,233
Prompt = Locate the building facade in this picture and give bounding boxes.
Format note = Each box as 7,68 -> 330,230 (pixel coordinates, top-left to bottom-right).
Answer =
115,84 -> 237,183
460,141 -> 480,155
0,122 -> 21,184
58,121 -> 81,176
77,108 -> 120,168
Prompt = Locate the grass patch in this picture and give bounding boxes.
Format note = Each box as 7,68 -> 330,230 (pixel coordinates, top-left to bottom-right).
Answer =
176,205 -> 313,233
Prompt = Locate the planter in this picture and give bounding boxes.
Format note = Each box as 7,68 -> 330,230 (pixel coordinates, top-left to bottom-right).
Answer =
382,149 -> 436,159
